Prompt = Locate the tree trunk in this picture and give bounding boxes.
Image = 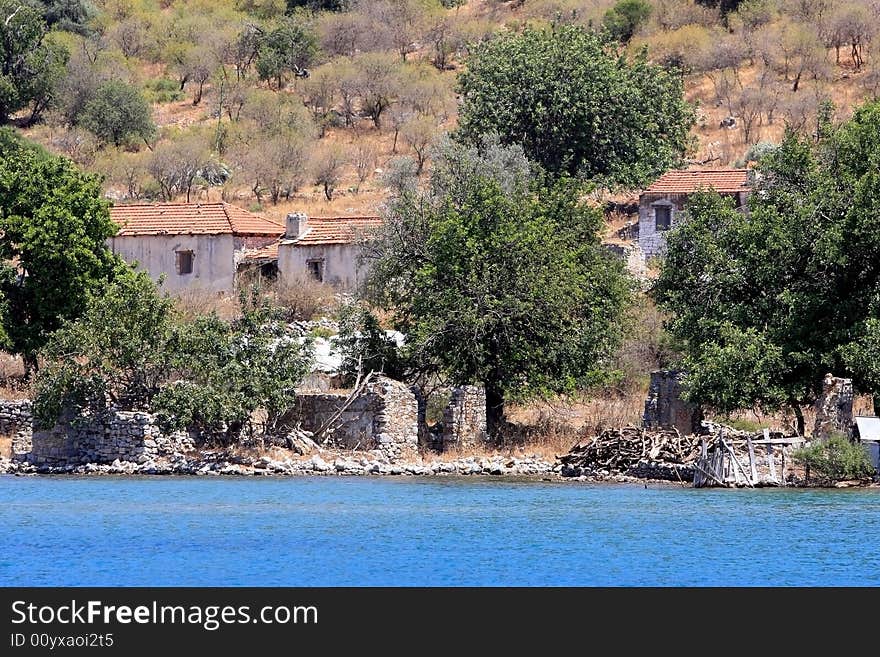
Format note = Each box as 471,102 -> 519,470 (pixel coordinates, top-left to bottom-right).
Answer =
23,353 -> 38,379
485,383 -> 506,441
873,395 -> 880,417
791,402 -> 805,437
193,81 -> 204,105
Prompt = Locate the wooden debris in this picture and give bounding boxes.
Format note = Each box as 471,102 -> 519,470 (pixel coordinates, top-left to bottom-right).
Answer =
560,425 -> 703,475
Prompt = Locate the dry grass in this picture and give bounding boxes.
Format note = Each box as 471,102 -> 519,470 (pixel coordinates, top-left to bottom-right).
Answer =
269,274 -> 340,321
0,353 -> 28,400
173,288 -> 239,321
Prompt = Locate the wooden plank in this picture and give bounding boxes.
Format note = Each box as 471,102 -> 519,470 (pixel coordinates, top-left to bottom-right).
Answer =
722,438 -> 754,487
747,437 -> 758,483
781,447 -> 787,487
764,428 -> 778,483
693,461 -> 726,487
749,438 -> 807,445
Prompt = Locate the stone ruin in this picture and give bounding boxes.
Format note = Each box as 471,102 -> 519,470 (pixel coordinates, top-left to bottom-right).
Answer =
440,386 -> 489,449
813,373 -> 854,440
0,399 -> 195,466
290,376 -> 420,460
1,376 -> 492,466
642,370 -> 703,436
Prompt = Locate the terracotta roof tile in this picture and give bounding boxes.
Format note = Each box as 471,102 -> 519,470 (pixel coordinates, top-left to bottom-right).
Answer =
111,203 -> 284,237
289,216 -> 383,246
644,169 -> 751,194
241,241 -> 279,263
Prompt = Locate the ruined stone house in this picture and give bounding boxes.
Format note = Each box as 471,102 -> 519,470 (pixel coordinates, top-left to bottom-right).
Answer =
277,212 -> 383,290
108,202 -> 284,294
638,169 -> 751,258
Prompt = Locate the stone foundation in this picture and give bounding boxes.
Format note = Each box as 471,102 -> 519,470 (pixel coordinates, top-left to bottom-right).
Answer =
643,371 -> 703,436
0,400 -> 195,466
441,386 -> 488,448
290,376 -> 419,460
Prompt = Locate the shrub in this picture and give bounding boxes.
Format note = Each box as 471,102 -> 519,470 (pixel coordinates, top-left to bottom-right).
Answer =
81,80 -> 156,148
793,435 -> 875,483
143,78 -> 185,104
271,273 -> 337,321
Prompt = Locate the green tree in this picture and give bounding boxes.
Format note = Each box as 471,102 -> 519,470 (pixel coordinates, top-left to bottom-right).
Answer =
81,80 -> 156,148
153,291 -> 314,441
335,302 -> 409,385
33,280 -> 315,441
455,24 -> 695,186
0,131 -> 121,372
362,138 -> 632,436
0,0 -> 69,123
602,0 -> 652,43
32,268 -> 176,428
286,0 -> 348,10
255,18 -> 318,89
19,37 -> 68,125
655,102 -> 880,432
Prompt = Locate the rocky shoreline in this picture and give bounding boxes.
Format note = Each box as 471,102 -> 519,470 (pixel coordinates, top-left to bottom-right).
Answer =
0,449 -> 680,484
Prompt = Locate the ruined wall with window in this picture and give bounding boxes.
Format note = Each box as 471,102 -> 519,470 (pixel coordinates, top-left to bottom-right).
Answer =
109,234 -> 235,293
278,243 -> 364,290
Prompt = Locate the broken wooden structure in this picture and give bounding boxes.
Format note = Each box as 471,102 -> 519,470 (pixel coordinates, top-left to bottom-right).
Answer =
559,425 -> 703,479
692,428 -> 805,488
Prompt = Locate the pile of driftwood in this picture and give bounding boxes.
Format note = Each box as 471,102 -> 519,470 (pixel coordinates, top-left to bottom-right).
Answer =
560,425 -> 704,473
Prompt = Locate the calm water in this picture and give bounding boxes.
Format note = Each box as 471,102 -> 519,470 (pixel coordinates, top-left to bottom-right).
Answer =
1,475 -> 879,586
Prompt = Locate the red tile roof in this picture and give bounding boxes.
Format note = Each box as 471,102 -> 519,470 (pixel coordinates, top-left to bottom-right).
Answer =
111,203 -> 284,237
241,241 -> 279,263
290,216 -> 383,246
644,169 -> 751,194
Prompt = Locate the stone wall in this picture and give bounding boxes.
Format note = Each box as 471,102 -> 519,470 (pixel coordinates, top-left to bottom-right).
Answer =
642,371 -> 703,436
603,242 -> 648,281
28,412 -> 196,466
0,400 -> 195,466
441,386 -> 488,448
290,376 -> 418,460
0,400 -> 34,459
813,374 -> 854,440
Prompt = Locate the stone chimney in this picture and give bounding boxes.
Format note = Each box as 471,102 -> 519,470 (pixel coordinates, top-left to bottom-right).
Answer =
285,212 -> 308,239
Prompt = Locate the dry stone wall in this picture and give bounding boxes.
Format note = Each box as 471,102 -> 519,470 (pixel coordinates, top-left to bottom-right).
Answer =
0,400 -> 33,459
813,374 -> 854,440
292,376 -> 419,460
441,386 -> 488,448
0,400 -> 195,465
643,371 -> 703,436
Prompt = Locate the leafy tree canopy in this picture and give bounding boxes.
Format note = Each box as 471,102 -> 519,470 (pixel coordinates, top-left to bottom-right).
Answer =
0,130 -> 120,370
0,0 -> 69,123
81,80 -> 156,148
256,17 -> 318,89
362,137 -> 633,435
602,0 -> 653,44
654,100 -> 880,431
34,280 -> 315,441
455,24 -> 695,187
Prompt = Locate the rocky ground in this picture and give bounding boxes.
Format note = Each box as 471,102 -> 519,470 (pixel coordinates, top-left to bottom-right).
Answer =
0,449 -> 679,484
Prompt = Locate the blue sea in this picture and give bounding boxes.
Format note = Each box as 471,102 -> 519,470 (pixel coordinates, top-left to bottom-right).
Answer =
1,475 -> 879,586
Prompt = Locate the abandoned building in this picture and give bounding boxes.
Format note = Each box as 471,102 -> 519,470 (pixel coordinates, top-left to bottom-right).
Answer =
638,169 -> 751,258
108,202 -> 284,294
277,212 -> 383,289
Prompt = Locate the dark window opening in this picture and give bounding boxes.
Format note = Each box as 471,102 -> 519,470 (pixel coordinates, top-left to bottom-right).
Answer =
307,259 -> 324,282
655,205 -> 672,231
176,250 -> 194,275
260,262 -> 278,281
